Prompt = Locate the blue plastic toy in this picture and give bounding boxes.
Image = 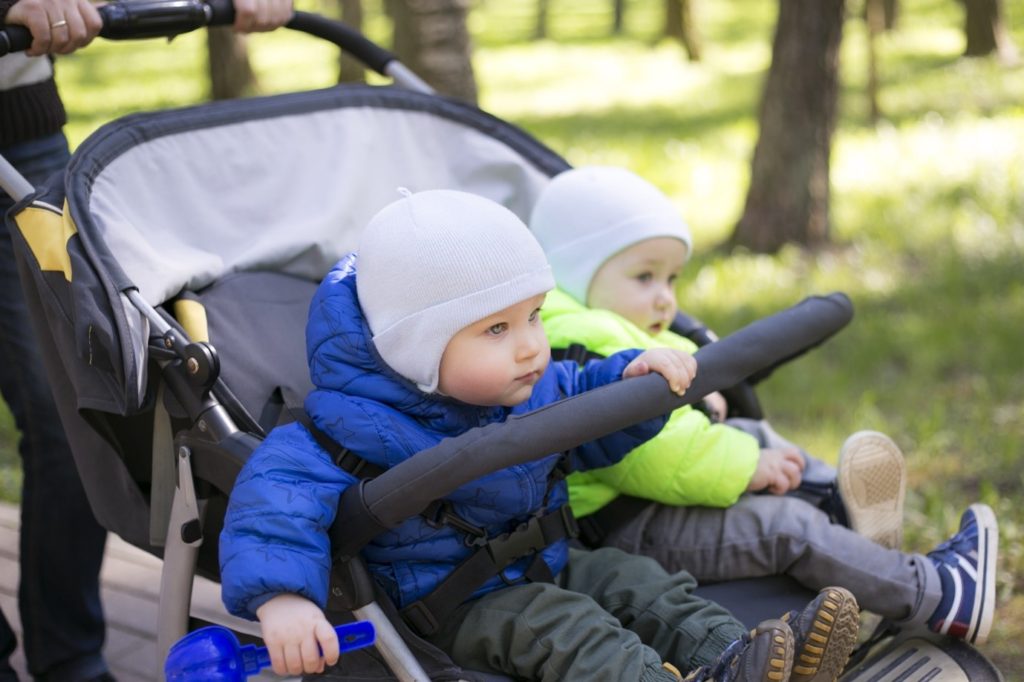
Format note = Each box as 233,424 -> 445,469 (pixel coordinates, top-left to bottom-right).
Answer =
164,621 -> 375,680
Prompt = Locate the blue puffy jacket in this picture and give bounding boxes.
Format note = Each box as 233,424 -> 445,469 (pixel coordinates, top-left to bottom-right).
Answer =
220,254 -> 668,619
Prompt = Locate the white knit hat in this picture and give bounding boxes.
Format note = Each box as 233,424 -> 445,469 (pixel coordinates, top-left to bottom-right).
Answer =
357,189 -> 555,394
529,166 -> 693,304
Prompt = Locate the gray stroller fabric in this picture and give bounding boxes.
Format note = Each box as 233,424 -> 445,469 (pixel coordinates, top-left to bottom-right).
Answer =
63,85 -> 569,415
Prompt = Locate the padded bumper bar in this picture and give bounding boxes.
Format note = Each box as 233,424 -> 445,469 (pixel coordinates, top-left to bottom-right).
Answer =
332,292 -> 854,562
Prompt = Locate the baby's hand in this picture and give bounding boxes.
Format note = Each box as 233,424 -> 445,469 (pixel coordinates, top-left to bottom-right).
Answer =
256,593 -> 340,676
747,447 -> 805,494
703,391 -> 729,422
622,348 -> 697,396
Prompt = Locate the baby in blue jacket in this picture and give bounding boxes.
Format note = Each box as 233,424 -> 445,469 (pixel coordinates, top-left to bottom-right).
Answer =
220,189 -> 860,682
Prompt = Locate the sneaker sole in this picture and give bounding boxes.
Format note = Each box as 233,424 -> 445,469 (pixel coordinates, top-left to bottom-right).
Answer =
967,502 -> 998,645
752,619 -> 796,682
837,431 -> 906,550
790,587 -> 861,682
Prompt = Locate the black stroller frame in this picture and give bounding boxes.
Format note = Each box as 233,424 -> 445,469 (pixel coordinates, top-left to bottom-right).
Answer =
0,5 -> 1005,680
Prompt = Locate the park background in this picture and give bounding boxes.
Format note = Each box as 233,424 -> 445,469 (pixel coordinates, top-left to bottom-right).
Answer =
1,0 -> 1022,674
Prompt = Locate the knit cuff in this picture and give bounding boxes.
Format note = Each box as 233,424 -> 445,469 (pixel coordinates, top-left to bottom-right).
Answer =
0,0 -> 18,23
0,79 -> 66,147
688,620 -> 750,670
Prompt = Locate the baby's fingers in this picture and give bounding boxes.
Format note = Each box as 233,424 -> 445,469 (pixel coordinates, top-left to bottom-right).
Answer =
782,459 -> 802,491
316,620 -> 341,666
658,352 -> 695,396
622,358 -> 650,379
267,643 -> 288,677
300,633 -> 325,674
283,641 -> 305,676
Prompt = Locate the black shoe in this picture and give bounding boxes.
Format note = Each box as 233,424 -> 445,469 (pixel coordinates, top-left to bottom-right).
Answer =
683,619 -> 794,681
781,587 -> 860,682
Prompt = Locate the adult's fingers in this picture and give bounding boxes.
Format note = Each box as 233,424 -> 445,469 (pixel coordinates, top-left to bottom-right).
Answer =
5,0 -> 51,56
232,0 -> 256,32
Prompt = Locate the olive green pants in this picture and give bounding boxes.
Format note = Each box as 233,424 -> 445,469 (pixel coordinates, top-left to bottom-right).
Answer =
428,547 -> 747,682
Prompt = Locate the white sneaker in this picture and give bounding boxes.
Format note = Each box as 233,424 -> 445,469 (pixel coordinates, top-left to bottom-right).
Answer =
837,431 -> 906,549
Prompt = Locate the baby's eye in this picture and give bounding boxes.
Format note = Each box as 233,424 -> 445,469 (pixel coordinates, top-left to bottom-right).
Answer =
635,272 -> 653,284
487,322 -> 508,335
668,273 -> 678,285
528,307 -> 542,323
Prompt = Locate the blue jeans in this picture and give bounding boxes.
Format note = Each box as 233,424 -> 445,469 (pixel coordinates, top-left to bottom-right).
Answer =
0,133 -> 110,681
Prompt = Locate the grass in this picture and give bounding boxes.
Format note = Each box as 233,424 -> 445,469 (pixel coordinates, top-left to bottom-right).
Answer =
2,0 -> 1022,672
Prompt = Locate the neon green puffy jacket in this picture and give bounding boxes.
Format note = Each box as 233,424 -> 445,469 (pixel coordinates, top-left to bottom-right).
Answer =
542,288 -> 760,517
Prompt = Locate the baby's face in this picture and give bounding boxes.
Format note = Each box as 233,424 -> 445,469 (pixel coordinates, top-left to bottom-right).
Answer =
586,237 -> 688,335
438,293 -> 551,407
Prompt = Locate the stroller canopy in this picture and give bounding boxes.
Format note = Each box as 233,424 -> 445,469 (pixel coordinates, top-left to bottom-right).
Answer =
23,85 -> 569,416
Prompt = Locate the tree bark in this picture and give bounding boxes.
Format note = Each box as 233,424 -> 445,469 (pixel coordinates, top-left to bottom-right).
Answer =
882,0 -> 898,30
338,0 -> 366,83
534,0 -> 551,40
664,0 -> 701,61
388,0 -> 478,103
730,0 -> 845,253
612,0 -> 625,35
963,0 -> 1018,63
866,0 -> 883,124
206,28 -> 256,100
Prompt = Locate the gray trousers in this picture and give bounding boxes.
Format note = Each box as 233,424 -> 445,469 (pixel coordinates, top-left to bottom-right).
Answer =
597,419 -> 941,625
427,547 -> 747,682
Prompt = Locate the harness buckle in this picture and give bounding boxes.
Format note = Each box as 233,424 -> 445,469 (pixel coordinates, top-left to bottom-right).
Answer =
423,500 -> 487,539
486,515 -> 547,568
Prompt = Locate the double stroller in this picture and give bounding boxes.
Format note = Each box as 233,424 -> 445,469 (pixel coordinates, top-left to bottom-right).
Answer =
0,4 -> 1005,680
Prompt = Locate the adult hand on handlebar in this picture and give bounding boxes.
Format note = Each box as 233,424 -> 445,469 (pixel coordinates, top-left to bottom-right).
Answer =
232,0 -> 292,33
4,0 -> 101,56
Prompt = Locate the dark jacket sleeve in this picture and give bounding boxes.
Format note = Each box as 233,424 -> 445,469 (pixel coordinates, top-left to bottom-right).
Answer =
0,0 -> 17,22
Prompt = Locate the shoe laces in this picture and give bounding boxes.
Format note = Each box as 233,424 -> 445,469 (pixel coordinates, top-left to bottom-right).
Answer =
685,634 -> 747,681
930,514 -> 978,565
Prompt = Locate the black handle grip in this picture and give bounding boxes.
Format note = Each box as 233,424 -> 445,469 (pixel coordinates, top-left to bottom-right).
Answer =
0,0 -> 395,73
1,0 -> 213,54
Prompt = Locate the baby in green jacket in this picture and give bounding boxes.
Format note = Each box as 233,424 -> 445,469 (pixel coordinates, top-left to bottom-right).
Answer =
528,166 -> 1000,646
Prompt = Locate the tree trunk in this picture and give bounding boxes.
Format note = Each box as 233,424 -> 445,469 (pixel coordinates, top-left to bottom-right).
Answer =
883,0 -> 898,30
534,0 -> 551,40
338,0 -> 366,83
206,28 -> 256,100
730,0 -> 845,253
388,0 -> 478,103
866,0 -> 883,124
963,0 -> 1018,63
612,0 -> 625,35
664,0 -> 701,62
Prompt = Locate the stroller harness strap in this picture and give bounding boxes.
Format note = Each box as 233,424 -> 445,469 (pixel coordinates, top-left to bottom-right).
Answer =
402,506 -> 577,637
304,419 -> 581,636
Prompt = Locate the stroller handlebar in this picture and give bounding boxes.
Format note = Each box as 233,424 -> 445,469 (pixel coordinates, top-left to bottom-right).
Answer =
333,292 -> 855,559
0,0 -> 397,76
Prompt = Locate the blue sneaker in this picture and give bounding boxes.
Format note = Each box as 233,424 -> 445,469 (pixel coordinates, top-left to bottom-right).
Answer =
926,503 -> 998,644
